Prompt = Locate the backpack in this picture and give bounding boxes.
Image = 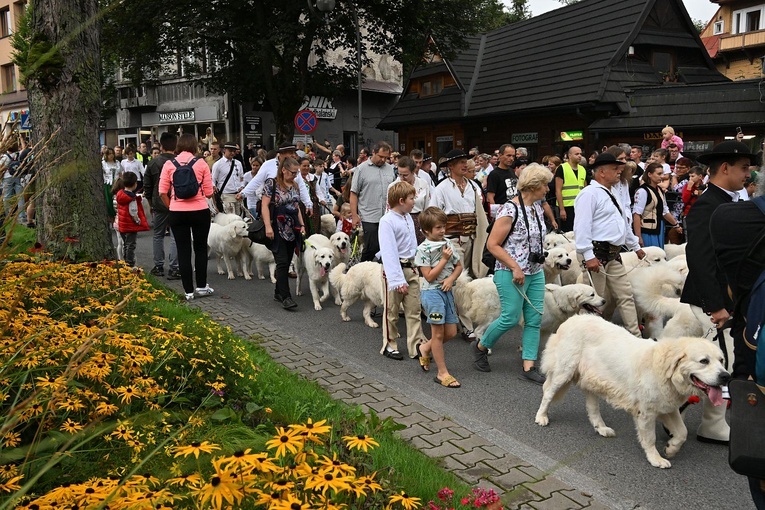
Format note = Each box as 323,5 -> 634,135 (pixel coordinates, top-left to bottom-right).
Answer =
171,157 -> 201,199
481,201 -> 517,272
742,196 -> 765,385
6,153 -> 20,176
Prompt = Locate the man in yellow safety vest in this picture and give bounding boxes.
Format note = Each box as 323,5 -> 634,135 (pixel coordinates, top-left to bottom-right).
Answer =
554,146 -> 587,232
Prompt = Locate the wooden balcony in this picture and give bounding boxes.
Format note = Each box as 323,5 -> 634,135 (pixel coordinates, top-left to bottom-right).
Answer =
720,29 -> 765,51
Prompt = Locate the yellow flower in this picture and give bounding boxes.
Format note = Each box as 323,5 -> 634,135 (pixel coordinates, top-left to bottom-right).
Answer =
317,453 -> 356,477
387,491 -> 422,510
116,385 -> 140,404
265,407 -> 272,414
192,471 -> 244,509
0,475 -> 23,493
166,473 -> 203,488
1,432 -> 20,448
60,419 -> 84,434
352,472 -> 383,497
0,464 -> 19,481
95,401 -> 119,416
172,441 -> 221,459
304,471 -> 352,496
111,424 -> 135,441
271,494 -> 312,509
342,434 -> 379,452
265,427 -> 304,458
289,418 -> 331,440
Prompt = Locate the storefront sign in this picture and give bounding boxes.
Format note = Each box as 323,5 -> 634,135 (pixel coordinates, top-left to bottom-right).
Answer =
559,131 -> 583,141
684,140 -> 714,153
244,115 -> 263,145
299,96 -> 337,120
644,131 -> 683,141
436,136 -> 453,143
158,110 -> 195,123
512,132 -> 538,144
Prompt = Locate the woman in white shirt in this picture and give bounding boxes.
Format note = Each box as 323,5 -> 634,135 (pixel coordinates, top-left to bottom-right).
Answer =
102,148 -> 121,220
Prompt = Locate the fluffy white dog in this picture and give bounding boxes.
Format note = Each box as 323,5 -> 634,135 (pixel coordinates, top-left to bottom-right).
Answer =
208,220 -> 251,280
329,262 -> 384,327
296,234 -> 335,310
248,242 -> 276,283
543,246 -> 573,285
627,264 -> 687,338
320,214 -> 336,238
664,243 -> 686,260
535,315 -> 730,468
622,246 -> 666,268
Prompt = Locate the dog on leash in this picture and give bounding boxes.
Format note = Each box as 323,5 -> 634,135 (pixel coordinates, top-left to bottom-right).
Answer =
296,234 -> 335,310
208,220 -> 251,280
329,262 -> 385,327
535,314 -> 730,468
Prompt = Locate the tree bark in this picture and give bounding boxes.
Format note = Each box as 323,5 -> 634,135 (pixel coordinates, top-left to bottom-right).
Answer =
27,0 -> 114,260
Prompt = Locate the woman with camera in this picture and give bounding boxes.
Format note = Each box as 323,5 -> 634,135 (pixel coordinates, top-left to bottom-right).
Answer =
471,164 -> 552,384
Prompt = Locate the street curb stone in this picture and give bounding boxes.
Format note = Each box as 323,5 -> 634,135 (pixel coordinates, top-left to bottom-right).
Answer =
182,295 -> 619,509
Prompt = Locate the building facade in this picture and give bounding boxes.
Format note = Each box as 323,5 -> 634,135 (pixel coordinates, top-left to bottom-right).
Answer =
0,0 -> 28,137
380,0 -> 763,162
701,0 -> 765,80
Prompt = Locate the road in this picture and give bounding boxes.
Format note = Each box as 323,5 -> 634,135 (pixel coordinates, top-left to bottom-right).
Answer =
131,229 -> 752,510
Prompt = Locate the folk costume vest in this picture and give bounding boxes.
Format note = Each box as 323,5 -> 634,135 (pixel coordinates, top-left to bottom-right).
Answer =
639,183 -> 667,235
560,162 -> 587,207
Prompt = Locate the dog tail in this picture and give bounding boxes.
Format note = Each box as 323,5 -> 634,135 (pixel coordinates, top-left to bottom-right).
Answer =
329,263 -> 347,294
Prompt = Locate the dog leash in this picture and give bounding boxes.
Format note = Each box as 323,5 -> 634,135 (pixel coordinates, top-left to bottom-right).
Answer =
581,254 -> 652,279
513,282 -> 544,316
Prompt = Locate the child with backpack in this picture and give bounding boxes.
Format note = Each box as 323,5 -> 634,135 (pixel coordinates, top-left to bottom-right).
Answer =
115,172 -> 149,267
158,133 -> 215,301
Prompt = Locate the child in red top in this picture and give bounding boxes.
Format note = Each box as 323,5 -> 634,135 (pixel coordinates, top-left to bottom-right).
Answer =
681,166 -> 706,217
336,202 -> 353,235
116,171 -> 150,267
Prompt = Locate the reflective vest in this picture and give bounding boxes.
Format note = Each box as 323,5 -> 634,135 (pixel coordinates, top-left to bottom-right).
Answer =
560,162 -> 586,207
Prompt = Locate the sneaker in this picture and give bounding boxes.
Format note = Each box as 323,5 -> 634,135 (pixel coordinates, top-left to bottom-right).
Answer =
166,268 -> 182,280
471,340 -> 491,372
519,367 -> 546,385
184,292 -> 195,301
150,266 -> 164,277
274,293 -> 284,302
282,297 -> 298,310
195,285 -> 214,297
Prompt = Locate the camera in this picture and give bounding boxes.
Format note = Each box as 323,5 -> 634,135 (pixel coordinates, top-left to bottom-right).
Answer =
529,252 -> 546,264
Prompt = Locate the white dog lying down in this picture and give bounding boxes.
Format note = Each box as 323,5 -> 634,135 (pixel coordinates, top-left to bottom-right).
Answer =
621,246 -> 666,268
329,262 -> 384,327
452,275 -> 605,342
208,220 -> 251,280
535,314 -> 730,469
296,234 -> 335,311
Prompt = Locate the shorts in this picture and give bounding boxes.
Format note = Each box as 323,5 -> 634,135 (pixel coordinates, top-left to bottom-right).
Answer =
420,288 -> 458,325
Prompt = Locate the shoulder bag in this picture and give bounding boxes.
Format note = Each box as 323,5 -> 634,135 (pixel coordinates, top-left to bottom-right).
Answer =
214,159 -> 236,213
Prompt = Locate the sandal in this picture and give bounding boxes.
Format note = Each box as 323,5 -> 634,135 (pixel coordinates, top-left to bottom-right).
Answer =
434,375 -> 461,388
416,344 -> 431,372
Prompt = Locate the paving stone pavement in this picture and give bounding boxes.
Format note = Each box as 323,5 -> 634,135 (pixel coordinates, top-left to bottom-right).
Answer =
184,295 -> 616,510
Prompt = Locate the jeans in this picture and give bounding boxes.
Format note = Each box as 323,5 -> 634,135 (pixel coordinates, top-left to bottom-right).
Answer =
169,209 -> 211,294
480,270 -> 545,361
272,236 -> 296,300
2,176 -> 24,220
120,232 -> 137,267
151,209 -> 178,270
360,221 -> 380,262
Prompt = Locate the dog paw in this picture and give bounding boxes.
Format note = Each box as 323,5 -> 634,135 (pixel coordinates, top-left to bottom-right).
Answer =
367,321 -> 380,328
244,274 -> 252,281
649,457 -> 671,469
664,444 -> 681,458
314,304 -> 322,311
258,275 -> 265,280
335,298 -> 342,306
595,426 -> 616,438
535,414 -> 549,427
296,290 -> 303,296
217,269 -> 225,275
342,316 -> 351,322
271,278 -> 277,284
228,274 -> 235,280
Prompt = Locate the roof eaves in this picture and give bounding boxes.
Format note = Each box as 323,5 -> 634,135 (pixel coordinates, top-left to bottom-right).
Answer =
463,34 -> 486,117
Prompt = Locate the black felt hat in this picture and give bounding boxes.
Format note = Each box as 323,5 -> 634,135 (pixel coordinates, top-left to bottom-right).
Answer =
438,149 -> 468,167
696,141 -> 756,165
590,152 -> 627,169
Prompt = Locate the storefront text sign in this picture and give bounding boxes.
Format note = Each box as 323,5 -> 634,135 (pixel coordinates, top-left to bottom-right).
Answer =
644,131 -> 683,141
245,115 -> 263,145
299,96 -> 337,120
158,110 -> 195,123
560,131 -> 583,141
436,136 -> 454,143
684,140 -> 714,153
512,132 -> 538,144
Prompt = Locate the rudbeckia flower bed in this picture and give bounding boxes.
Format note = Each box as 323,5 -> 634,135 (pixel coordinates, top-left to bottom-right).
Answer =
0,253 -> 487,509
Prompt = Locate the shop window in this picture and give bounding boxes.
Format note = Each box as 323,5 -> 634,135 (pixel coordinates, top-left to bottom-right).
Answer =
0,8 -> 10,37
1,64 -> 16,93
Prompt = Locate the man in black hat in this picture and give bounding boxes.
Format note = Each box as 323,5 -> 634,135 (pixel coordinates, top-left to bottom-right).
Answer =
680,140 -> 755,445
430,149 -> 489,280
574,153 -> 645,337
241,144 -> 313,216
212,142 -> 245,215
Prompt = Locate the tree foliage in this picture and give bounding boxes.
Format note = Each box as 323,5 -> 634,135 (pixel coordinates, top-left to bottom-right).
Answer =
101,0 -> 515,143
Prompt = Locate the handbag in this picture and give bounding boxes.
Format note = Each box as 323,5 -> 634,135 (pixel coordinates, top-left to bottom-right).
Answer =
728,378 -> 765,478
246,179 -> 276,246
214,159 -> 236,213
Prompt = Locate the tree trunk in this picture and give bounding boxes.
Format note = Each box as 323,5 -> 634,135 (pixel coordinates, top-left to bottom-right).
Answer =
27,0 -> 114,260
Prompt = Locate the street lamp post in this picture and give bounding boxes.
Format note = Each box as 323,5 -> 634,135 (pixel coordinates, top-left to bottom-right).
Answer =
312,0 -> 363,154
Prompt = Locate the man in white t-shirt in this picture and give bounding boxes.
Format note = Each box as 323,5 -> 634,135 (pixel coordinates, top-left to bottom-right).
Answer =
212,143 -> 245,215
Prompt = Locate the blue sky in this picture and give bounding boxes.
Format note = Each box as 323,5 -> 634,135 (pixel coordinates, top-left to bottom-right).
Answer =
514,0 -> 718,23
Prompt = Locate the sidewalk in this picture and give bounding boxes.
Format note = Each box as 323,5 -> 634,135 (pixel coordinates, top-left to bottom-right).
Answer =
187,294 -> 615,510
